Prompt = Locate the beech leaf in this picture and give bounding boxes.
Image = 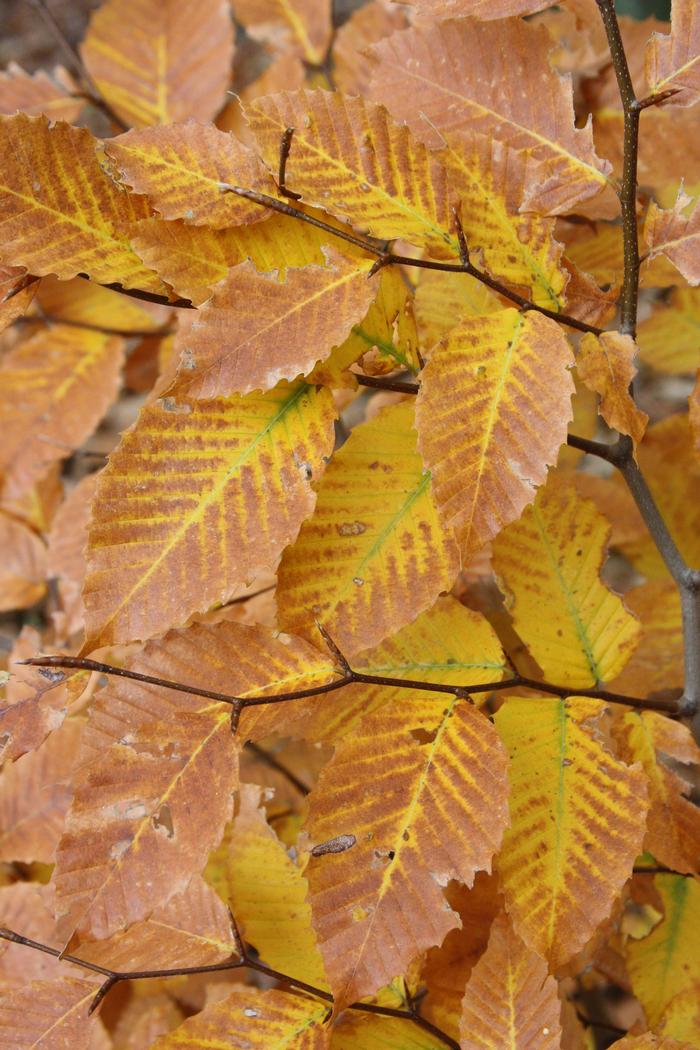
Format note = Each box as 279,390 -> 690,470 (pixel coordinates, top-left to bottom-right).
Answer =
231,0 -> 332,65
646,0 -> 700,107
577,331 -> 648,447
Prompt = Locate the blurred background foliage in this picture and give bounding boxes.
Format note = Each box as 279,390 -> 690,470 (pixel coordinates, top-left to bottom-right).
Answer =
616,0 -> 671,20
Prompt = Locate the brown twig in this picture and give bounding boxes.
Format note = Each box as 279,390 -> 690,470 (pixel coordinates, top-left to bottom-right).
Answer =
595,0 -> 700,731
21,654 -> 681,716
220,184 -> 604,336
0,926 -> 460,1049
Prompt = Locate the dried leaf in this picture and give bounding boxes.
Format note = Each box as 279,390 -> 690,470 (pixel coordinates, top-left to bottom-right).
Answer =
646,0 -> 700,107
47,474 -> 100,641
331,1013 -> 447,1049
83,381 -> 336,649
166,249 -> 376,397
643,192 -> 700,285
35,275 -> 171,334
494,697 -> 649,968
245,89 -> 455,257
0,719 -> 80,864
492,474 -> 641,687
0,976 -> 100,1050
367,18 -> 614,216
416,309 -> 574,562
0,325 -> 124,502
0,62 -> 81,122
231,0 -> 332,65
81,0 -> 235,128
0,115 -> 163,290
626,874 -> 700,1028
614,711 -> 700,875
414,269 -> 501,348
148,986 -> 329,1049
106,122 -> 271,228
277,400 -> 460,658
333,2 -> 408,98
213,782 -> 328,988
305,696 -> 508,1007
0,512 -> 46,612
577,331 -> 648,447
459,910 -> 562,1049
610,581 -> 683,698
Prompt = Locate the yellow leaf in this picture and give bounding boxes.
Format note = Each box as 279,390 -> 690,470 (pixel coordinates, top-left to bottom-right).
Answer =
107,122 -> 272,228
35,275 -> 171,333
443,134 -> 569,310
83,380 -> 336,649
459,910 -> 562,1049
414,268 -> 502,349
577,331 -> 648,447
494,697 -> 649,968
637,287 -> 700,374
81,0 -> 235,128
166,248 -> 376,397
607,1035 -> 697,1050
212,783 -> 328,989
277,400 -> 460,658
0,114 -> 163,291
645,0 -> 700,107
492,474 -> 641,687
306,696 -> 509,1007
330,1013 -> 446,1048
0,325 -> 125,503
232,0 -> 332,65
416,309 -> 574,562
148,986 -> 329,1049
655,987 -> 700,1045
367,17 -> 614,216
614,711 -> 700,875
275,595 -> 505,745
691,369 -> 700,456
245,89 -> 456,257
626,874 -> 700,1027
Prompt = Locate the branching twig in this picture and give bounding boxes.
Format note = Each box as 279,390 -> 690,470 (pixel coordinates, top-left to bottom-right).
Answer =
220,184 -> 604,337
0,926 -> 460,1049
22,654 -> 681,715
595,0 -> 700,730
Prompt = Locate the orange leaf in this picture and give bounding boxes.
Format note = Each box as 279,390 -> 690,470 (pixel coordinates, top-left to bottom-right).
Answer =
231,0 -> 332,65
0,115 -> 164,290
0,513 -> 46,612
646,0 -> 700,107
166,248 -> 376,397
0,977 -> 100,1049
0,62 -> 81,122
577,331 -> 648,447
107,122 -> 272,228
81,0 -> 235,128
459,910 -> 562,1049
643,192 -> 700,285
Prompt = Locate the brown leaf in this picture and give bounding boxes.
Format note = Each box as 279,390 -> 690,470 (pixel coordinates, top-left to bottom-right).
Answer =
81,0 -> 235,128
333,2 -> 408,98
47,474 -> 100,642
0,718 -> 81,864
410,0 -> 552,17
646,0 -> 700,107
0,325 -> 124,502
0,976 -> 100,1050
106,122 -> 272,228
459,910 -> 562,1049
305,697 -> 509,1008
166,249 -> 375,397
0,63 -> 81,122
577,332 -> 648,447
367,18 -> 614,216
0,282 -> 37,338
0,512 -> 46,612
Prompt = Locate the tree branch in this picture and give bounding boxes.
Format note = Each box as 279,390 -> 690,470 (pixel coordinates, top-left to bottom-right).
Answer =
220,185 -> 604,337
0,926 -> 460,1049
22,655 -> 681,716
595,0 -> 700,729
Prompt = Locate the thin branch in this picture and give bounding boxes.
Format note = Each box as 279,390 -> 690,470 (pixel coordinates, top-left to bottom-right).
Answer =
99,281 -> 193,309
220,185 -> 604,336
356,375 -> 420,395
22,655 -> 681,716
0,927 -> 460,1049
595,0 -> 700,729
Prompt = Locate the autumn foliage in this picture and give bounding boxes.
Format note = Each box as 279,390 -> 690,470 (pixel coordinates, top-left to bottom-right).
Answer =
1,0 -> 700,1047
